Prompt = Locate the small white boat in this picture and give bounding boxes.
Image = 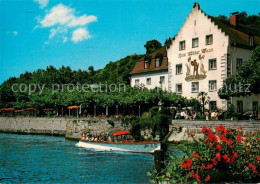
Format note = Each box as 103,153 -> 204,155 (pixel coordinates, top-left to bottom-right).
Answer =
76,131 -> 160,154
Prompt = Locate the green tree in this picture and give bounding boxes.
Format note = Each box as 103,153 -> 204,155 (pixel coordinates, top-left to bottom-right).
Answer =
218,46 -> 260,99
144,40 -> 162,54
197,91 -> 210,114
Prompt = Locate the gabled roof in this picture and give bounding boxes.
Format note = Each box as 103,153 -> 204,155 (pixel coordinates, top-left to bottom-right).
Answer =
208,16 -> 260,49
129,46 -> 168,75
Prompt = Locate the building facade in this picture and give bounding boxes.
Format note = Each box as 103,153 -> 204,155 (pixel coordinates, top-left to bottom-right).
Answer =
167,3 -> 260,113
130,47 -> 168,90
129,2 -> 259,115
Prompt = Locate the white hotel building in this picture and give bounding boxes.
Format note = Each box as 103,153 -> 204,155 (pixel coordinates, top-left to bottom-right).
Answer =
129,47 -> 168,91
130,3 -> 260,115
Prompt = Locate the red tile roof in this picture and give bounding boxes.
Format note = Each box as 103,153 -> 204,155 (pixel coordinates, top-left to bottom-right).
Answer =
209,16 -> 260,48
130,46 -> 168,75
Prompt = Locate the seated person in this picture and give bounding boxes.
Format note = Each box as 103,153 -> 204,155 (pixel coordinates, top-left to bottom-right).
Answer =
192,111 -> 197,120
175,111 -> 181,119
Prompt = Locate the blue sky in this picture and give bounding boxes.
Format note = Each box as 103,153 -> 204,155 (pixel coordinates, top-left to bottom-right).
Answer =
0,0 -> 260,84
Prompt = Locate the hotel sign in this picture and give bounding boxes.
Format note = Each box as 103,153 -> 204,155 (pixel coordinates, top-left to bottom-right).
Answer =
178,48 -> 213,58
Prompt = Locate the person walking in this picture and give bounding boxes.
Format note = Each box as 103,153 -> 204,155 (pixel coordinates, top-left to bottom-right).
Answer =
211,111 -> 215,120
214,110 -> 219,120
205,110 -> 209,121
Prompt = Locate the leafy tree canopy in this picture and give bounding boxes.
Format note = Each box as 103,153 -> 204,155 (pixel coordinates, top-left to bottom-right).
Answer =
144,40 -> 162,54
218,46 -> 260,99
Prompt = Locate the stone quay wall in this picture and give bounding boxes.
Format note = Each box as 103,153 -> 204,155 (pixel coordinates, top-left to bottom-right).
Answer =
65,118 -> 129,140
0,117 -> 127,140
168,120 -> 260,142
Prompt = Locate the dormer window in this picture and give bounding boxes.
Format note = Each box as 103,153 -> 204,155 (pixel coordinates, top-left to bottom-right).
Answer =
155,57 -> 162,68
249,36 -> 254,46
144,60 -> 150,69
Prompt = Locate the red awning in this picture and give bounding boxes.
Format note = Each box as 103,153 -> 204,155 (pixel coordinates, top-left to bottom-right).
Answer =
14,110 -> 23,113
42,108 -> 54,111
68,106 -> 79,109
3,108 -> 15,111
112,131 -> 131,136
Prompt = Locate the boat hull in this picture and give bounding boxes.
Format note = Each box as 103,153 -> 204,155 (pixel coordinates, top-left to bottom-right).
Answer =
76,141 -> 160,153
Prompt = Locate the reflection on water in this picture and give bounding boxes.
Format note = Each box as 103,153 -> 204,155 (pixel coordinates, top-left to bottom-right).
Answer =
0,133 -> 153,183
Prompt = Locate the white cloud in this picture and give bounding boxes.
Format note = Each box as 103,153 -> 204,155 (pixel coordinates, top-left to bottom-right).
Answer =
48,27 -> 67,39
39,4 -> 97,28
33,0 -> 49,9
37,3 -> 97,43
71,28 -> 91,43
13,31 -> 18,36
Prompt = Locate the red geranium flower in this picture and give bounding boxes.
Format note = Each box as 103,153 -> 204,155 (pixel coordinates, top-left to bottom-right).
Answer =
200,164 -> 205,171
207,132 -> 218,143
193,153 -> 200,160
236,135 -> 243,143
205,175 -> 210,182
223,154 -> 230,163
193,174 -> 201,183
216,144 -> 222,152
248,163 -> 257,174
216,153 -> 221,161
209,144 -> 212,149
211,158 -> 217,165
256,156 -> 260,161
182,159 -> 193,170
202,126 -> 208,133
207,164 -> 213,169
227,139 -> 232,146
215,125 -> 225,132
233,152 -> 238,158
219,134 -> 227,143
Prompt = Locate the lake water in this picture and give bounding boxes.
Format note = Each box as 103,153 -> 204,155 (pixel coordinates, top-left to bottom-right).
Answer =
0,133 -> 154,183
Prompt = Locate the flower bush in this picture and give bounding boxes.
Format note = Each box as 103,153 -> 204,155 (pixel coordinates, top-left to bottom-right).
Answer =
149,125 -> 260,183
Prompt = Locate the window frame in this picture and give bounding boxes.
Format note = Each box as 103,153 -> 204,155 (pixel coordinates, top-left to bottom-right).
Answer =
144,60 -> 150,69
146,78 -> 151,86
209,58 -> 217,70
135,79 -> 139,86
209,80 -> 217,92
179,41 -> 186,51
159,76 -> 165,84
155,57 -> 162,68
209,101 -> 217,111
236,58 -> 243,69
176,83 -> 183,93
192,37 -> 199,48
191,82 -> 199,93
176,64 -> 183,75
206,34 -> 213,45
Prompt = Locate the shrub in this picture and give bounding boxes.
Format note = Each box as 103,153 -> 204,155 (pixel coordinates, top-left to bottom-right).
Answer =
149,125 -> 260,183
225,104 -> 236,119
122,107 -> 171,140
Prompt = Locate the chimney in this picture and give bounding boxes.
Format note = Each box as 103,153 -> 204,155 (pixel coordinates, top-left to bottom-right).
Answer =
230,12 -> 239,27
